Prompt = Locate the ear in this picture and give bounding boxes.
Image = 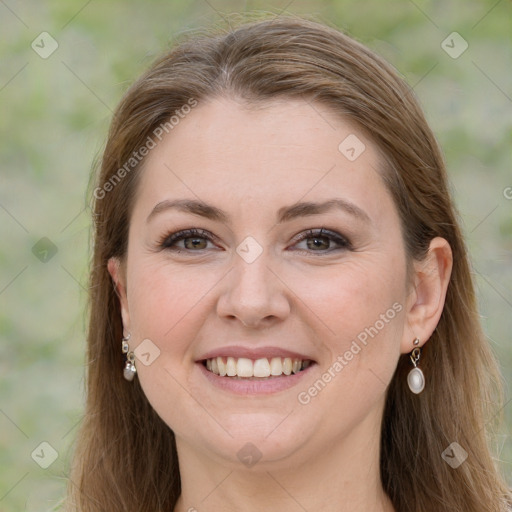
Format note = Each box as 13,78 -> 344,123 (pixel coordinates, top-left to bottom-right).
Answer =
107,257 -> 130,333
401,237 -> 453,353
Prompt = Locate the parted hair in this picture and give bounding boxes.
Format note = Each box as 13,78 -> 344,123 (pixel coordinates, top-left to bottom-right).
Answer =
66,14 -> 512,512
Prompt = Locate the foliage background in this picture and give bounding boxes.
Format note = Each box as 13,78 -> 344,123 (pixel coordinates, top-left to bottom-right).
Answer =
0,0 -> 511,510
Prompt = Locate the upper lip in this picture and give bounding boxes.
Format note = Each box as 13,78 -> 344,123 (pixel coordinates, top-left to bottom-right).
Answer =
197,346 -> 316,362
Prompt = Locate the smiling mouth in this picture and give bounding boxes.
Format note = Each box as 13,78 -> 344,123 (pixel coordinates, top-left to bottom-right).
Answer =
202,356 -> 314,379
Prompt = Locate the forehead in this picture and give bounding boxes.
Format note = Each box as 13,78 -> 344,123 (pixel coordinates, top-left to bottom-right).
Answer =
132,97 -> 395,228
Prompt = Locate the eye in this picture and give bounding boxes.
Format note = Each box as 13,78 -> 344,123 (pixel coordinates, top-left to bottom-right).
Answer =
157,227 -> 352,255
291,228 -> 352,255
158,228 -> 218,252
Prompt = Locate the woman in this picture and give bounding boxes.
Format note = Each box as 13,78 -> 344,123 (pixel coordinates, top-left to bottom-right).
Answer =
67,15 -> 512,512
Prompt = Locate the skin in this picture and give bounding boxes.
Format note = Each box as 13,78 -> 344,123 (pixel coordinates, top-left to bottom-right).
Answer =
108,97 -> 452,512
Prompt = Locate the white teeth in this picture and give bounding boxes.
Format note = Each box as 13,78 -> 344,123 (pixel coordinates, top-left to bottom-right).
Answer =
226,357 -> 237,376
253,358 -> 271,378
204,356 -> 312,378
236,358 -> 253,377
217,356 -> 227,376
270,357 -> 282,376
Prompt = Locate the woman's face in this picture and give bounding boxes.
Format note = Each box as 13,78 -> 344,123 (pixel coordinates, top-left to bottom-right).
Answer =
110,97 -> 415,470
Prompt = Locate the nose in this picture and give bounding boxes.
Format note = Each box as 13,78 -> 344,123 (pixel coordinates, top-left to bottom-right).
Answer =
216,250 -> 291,329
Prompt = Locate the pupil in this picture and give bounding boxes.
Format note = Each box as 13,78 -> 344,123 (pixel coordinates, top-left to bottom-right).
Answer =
308,236 -> 328,250
185,237 -> 205,249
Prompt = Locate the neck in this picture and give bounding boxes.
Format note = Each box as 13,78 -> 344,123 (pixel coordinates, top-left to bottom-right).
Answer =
173,403 -> 395,512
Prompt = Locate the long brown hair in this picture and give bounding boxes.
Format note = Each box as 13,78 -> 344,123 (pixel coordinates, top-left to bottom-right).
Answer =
66,14 -> 512,512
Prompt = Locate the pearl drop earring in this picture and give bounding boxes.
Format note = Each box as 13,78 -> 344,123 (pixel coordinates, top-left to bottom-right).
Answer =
407,339 -> 425,394
122,333 -> 137,381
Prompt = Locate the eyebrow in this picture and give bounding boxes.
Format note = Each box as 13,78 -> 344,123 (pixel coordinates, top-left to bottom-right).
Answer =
146,198 -> 371,225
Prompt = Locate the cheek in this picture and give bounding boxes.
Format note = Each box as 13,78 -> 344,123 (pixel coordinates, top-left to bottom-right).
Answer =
296,253 -> 406,406
125,258 -> 226,375
127,259 -> 205,336
303,254 -> 406,345
124,261 -> 214,426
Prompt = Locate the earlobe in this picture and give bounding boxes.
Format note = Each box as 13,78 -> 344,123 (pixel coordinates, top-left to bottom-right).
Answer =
107,257 -> 131,331
401,237 -> 453,353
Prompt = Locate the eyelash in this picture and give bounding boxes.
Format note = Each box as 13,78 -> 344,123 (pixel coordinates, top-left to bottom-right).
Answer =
157,227 -> 352,255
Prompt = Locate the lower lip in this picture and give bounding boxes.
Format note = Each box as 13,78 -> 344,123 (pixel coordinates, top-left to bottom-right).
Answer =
196,362 -> 316,395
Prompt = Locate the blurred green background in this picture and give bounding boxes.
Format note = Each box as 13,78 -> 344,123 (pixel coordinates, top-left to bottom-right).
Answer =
1,0 -> 511,510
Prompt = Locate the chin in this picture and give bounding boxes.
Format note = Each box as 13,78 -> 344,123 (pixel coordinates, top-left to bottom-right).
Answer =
179,410 -> 322,471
